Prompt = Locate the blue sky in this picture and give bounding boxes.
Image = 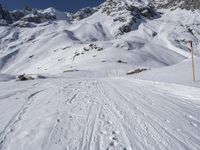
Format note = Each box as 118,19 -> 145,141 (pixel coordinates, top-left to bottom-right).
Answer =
0,0 -> 105,12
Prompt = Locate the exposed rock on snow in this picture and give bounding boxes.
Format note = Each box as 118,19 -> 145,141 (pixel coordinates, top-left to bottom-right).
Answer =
0,4 -> 69,27
13,21 -> 36,28
72,7 -> 97,21
16,74 -> 46,81
153,0 -> 200,10
16,74 -> 34,81
20,11 -> 56,24
126,68 -> 148,75
100,0 -> 158,34
0,4 -> 12,24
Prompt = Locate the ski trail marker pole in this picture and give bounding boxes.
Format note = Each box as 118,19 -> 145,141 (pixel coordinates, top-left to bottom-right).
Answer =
189,41 -> 196,82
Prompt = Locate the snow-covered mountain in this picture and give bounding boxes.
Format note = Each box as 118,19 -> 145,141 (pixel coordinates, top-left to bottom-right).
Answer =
0,0 -> 200,150
0,5 -> 70,27
0,0 -> 199,78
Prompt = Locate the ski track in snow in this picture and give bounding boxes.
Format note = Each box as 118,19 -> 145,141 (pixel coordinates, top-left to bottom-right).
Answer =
1,2 -> 200,150
0,89 -> 45,150
0,77 -> 199,150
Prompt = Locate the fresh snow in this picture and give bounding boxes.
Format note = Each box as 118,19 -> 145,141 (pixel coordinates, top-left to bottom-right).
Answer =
0,1 -> 200,150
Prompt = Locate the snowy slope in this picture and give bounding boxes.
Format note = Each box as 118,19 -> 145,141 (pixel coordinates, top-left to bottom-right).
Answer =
0,0 -> 200,149
0,77 -> 200,150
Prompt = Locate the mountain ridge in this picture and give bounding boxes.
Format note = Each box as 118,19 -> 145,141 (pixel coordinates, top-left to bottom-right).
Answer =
1,0 -> 200,27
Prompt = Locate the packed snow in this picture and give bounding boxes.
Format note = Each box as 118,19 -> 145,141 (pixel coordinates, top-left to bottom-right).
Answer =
0,0 -> 200,150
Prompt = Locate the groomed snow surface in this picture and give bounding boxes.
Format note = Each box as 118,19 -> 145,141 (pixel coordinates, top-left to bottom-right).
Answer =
0,3 -> 200,150
0,76 -> 200,150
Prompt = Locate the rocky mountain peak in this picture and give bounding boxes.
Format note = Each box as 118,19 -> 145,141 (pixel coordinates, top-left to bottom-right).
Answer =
100,0 -> 158,35
72,7 -> 97,21
0,4 -> 12,25
101,0 -> 156,18
0,4 -> 69,27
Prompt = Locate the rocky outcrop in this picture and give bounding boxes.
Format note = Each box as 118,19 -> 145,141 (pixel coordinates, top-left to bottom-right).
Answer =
21,10 -> 56,24
10,10 -> 25,22
101,0 -> 158,35
12,21 -> 36,28
72,7 -> 97,21
153,0 -> 200,10
0,4 -> 12,25
0,4 -> 58,27
101,0 -> 157,19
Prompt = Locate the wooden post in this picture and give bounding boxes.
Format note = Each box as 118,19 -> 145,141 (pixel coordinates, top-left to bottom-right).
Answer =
189,41 -> 196,82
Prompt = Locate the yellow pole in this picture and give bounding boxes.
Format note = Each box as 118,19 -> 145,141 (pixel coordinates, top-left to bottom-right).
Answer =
189,41 -> 196,82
